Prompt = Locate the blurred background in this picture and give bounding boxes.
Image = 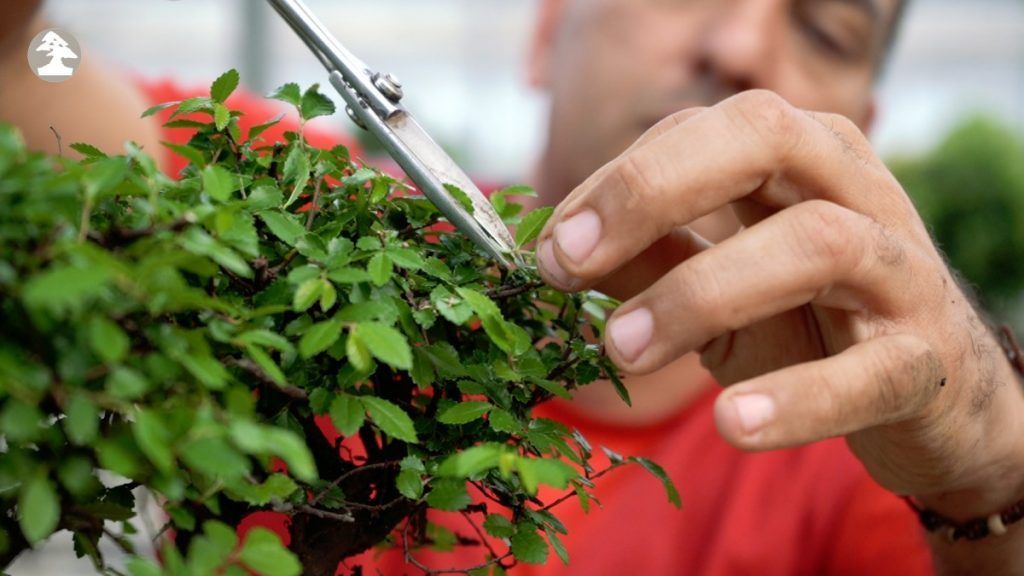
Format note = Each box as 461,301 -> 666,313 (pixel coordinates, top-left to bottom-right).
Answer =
7,0 -> 1024,573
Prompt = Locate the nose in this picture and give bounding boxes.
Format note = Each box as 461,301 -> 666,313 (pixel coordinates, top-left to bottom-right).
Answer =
697,0 -> 782,94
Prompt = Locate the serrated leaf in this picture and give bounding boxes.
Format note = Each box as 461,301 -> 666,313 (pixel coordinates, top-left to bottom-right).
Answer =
510,525 -> 548,565
300,84 -> 336,121
367,252 -> 393,287
282,144 -> 310,208
70,142 -> 107,159
515,206 -> 554,248
483,514 -> 515,539
267,83 -> 302,107
488,408 -> 519,434
426,478 -> 470,511
19,476 -> 60,545
249,112 -> 285,141
438,401 -> 492,425
213,103 -> 231,131
239,527 -> 302,576
328,393 -> 365,437
202,164 -> 235,202
360,396 -> 418,443
259,211 -> 306,247
236,330 -> 293,353
630,457 -> 681,508
430,286 -> 473,325
345,329 -> 372,372
211,69 -> 239,103
395,469 -> 423,500
443,184 -> 475,215
246,345 -> 287,385
299,317 -> 342,359
544,526 -> 570,565
532,378 -> 572,400
355,322 -> 412,370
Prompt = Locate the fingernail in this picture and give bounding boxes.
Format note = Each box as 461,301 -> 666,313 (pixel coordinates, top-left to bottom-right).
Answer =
554,210 -> 602,265
538,240 -> 577,289
608,307 -> 653,362
732,394 -> 776,435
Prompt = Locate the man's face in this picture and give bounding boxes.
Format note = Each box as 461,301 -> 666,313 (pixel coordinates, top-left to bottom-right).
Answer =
532,0 -> 901,194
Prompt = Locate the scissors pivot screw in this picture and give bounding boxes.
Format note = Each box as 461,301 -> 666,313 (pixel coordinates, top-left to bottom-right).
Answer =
373,72 -> 404,103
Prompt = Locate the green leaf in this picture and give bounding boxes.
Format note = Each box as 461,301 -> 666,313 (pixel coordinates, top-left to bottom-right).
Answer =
532,378 -> 572,400
515,206 -> 554,248
282,144 -> 310,208
292,278 -> 323,312
239,527 -> 302,576
430,286 -> 473,325
70,142 -> 107,159
601,357 -> 632,407
210,69 -> 240,103
140,101 -> 179,118
132,409 -> 175,473
360,396 -> 418,443
328,393 -> 365,437
246,345 -> 287,385
23,265 -> 111,315
267,82 -> 302,108
443,184 -> 475,214
249,113 -> 285,141
213,103 -> 231,131
258,211 -> 306,247
483,514 -> 515,539
355,322 -> 412,370
438,444 -> 502,478
426,478 -> 470,511
64,393 -> 99,445
438,401 -> 492,425
544,526 -> 570,565
519,459 -> 577,492
488,408 -> 519,434
395,469 -> 423,500
236,330 -> 293,354
345,329 -> 372,372
19,476 -> 60,545
162,141 -> 206,167
510,524 -> 548,565
181,436 -> 251,481
629,457 -> 681,508
107,366 -> 150,399
367,252 -> 393,287
300,84 -> 336,121
202,164 -> 235,202
299,317 -> 343,359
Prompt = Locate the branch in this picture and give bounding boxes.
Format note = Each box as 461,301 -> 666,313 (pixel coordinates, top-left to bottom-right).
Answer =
309,461 -> 402,506
225,357 -> 308,400
486,281 -> 543,301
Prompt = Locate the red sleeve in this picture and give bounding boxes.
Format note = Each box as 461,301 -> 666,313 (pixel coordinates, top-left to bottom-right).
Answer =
134,77 -> 358,177
824,475 -> 934,575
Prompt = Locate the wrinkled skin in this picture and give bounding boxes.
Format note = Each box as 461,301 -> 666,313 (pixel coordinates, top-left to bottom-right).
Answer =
529,0 -> 1024,572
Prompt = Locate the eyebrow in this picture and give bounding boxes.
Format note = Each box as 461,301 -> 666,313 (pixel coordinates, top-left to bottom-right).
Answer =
831,0 -> 883,23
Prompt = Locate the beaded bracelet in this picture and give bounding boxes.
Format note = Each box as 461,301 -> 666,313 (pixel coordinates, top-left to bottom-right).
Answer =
902,324 -> 1024,543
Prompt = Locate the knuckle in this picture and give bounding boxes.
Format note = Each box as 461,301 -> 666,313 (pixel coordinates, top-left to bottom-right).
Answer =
612,153 -> 659,213
731,90 -> 802,154
872,335 -> 940,416
791,200 -> 865,272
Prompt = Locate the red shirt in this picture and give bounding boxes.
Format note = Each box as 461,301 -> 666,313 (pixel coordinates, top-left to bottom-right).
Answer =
350,383 -> 933,576
141,80 -> 934,576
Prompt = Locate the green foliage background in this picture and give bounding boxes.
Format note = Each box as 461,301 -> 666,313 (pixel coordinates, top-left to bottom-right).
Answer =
890,116 -> 1024,321
0,71 -> 677,576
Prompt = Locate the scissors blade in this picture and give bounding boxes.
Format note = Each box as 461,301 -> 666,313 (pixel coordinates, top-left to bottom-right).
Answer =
267,0 -> 522,268
384,113 -> 520,261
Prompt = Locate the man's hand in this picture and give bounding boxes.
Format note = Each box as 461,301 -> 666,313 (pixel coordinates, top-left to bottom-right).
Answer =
536,90 -> 1024,525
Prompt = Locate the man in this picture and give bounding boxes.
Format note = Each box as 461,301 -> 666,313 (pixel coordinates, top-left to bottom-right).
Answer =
525,0 -> 1024,574
3,1 -> 1023,574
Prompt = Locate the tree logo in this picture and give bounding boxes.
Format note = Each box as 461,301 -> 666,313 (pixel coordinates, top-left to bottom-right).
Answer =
27,29 -> 82,83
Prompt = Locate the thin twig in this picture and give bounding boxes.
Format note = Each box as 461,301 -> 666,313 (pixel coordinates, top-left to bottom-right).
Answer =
309,461 -> 402,506
305,176 -> 325,230
226,357 -> 308,400
402,521 -> 513,575
539,465 -> 617,512
49,126 -> 62,157
486,281 -> 544,300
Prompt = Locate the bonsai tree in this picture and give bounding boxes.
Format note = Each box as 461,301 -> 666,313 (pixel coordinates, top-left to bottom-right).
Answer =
0,70 -> 678,576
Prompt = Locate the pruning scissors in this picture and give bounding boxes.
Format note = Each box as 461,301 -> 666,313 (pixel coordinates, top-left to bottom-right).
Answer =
266,0 -> 523,269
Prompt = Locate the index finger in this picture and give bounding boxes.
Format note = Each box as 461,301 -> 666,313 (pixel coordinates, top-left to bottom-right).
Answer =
536,90 -> 914,292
